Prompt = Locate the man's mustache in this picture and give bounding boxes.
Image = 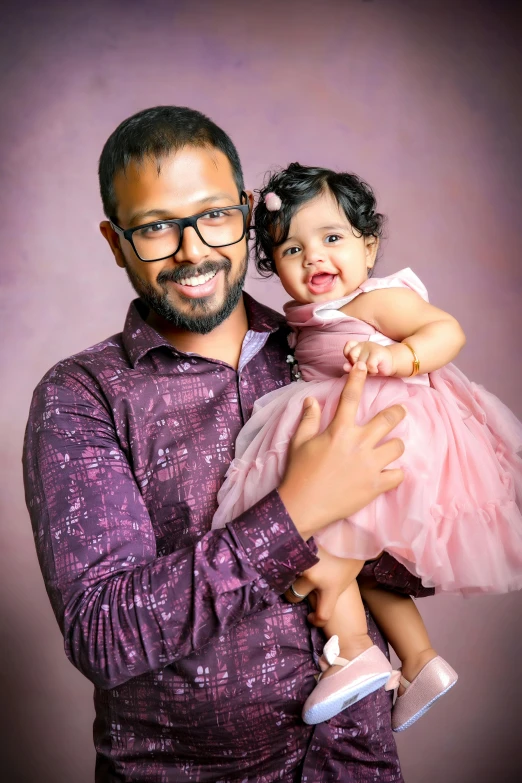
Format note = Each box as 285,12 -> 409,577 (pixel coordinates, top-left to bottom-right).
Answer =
157,259 -> 231,286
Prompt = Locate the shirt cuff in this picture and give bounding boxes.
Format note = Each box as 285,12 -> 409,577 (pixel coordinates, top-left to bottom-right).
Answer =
229,489 -> 319,596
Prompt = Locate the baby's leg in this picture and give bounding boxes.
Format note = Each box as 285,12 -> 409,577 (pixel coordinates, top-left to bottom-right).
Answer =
302,578 -> 396,724
359,579 -> 437,691
319,580 -> 373,679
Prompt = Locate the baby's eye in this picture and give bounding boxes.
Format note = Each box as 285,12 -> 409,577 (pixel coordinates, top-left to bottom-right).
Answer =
282,246 -> 301,257
325,234 -> 342,243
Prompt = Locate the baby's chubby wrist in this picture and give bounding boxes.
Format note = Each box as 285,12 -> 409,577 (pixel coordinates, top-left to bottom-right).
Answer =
389,342 -> 419,377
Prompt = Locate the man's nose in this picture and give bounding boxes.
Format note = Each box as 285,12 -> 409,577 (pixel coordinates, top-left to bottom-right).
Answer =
173,226 -> 210,264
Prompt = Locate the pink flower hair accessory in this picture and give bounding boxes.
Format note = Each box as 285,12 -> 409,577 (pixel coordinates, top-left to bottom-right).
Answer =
264,192 -> 282,212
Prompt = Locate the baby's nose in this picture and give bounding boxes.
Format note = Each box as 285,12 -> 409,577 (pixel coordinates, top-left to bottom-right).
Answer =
303,248 -> 325,266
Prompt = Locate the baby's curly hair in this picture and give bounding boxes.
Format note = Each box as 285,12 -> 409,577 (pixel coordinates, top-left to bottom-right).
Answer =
254,163 -> 385,277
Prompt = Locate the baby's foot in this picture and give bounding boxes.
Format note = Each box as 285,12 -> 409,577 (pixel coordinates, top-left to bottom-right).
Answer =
320,636 -> 374,679
392,655 -> 458,732
303,636 -> 396,725
398,647 -> 438,696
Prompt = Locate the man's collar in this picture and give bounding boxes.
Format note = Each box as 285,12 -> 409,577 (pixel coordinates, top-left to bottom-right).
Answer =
122,293 -> 285,368
242,290 -> 285,334
121,300 -> 172,368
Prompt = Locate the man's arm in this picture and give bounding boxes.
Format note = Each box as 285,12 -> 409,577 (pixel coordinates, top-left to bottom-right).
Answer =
23,369 -> 317,691
24,362 -> 406,690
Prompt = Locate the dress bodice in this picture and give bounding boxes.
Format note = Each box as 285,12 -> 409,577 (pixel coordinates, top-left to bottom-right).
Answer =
283,268 -> 430,384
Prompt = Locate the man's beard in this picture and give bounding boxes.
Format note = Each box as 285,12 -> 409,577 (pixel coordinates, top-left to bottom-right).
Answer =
124,254 -> 248,335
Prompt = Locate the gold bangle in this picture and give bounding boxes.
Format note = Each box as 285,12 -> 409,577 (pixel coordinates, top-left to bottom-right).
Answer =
403,342 -> 420,377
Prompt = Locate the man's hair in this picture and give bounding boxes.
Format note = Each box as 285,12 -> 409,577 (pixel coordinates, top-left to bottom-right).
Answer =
98,106 -> 245,219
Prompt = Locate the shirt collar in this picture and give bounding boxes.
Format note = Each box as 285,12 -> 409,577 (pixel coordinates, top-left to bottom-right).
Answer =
122,293 -> 285,368
243,291 -> 285,334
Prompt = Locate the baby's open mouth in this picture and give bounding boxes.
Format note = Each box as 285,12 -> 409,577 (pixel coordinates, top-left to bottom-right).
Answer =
307,272 -> 337,293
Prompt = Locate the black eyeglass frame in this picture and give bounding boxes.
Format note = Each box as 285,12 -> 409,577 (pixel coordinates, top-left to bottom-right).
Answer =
109,191 -> 251,263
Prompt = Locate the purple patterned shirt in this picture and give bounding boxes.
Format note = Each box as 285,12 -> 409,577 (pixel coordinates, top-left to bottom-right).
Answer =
23,294 -> 431,782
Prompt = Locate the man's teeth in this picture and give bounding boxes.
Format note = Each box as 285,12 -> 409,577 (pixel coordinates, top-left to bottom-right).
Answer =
178,270 -> 217,287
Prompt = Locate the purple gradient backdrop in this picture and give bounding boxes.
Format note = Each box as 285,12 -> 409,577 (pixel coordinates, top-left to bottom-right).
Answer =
1,1 -> 521,780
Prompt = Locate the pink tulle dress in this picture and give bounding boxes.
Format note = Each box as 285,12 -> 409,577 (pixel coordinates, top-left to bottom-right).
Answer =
212,269 -> 522,594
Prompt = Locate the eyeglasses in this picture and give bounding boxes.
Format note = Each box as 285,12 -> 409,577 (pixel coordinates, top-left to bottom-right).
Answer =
110,192 -> 250,262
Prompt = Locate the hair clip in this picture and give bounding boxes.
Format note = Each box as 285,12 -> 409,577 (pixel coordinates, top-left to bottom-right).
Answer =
264,192 -> 282,212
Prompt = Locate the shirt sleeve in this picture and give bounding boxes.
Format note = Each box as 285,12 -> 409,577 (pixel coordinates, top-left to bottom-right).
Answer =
359,552 -> 435,598
23,368 -> 318,690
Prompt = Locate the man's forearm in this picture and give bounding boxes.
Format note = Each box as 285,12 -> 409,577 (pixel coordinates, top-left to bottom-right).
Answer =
60,491 -> 317,689
23,378 -> 317,689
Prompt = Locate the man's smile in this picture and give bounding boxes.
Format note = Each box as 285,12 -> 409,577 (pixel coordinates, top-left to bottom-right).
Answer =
166,268 -> 223,299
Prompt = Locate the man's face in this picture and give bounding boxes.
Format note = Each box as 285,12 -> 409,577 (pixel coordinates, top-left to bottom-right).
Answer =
101,145 -> 251,334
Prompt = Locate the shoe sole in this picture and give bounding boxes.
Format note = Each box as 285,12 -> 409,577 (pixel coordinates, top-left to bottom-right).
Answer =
303,671 -> 392,725
392,678 -> 458,732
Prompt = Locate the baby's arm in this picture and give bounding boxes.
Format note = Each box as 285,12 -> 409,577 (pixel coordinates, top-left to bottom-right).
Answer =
342,288 -> 466,376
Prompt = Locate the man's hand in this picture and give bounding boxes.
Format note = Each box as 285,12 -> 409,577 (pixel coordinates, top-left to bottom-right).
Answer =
343,340 -> 395,376
285,548 -> 365,627
278,362 -> 405,540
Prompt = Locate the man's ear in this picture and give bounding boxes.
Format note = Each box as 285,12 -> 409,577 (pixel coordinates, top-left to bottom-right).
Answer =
365,235 -> 379,271
244,189 -> 254,224
100,221 -> 126,269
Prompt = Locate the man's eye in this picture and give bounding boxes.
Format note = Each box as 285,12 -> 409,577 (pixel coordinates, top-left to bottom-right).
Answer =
198,210 -> 231,227
137,222 -> 172,237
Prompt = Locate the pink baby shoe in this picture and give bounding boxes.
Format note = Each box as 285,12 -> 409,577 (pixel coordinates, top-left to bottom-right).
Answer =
391,656 -> 458,732
302,635 -> 399,725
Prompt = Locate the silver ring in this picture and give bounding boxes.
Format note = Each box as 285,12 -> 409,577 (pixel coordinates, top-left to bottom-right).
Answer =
290,583 -> 309,599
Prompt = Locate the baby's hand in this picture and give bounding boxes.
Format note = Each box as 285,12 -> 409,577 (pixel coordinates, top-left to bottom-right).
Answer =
344,340 -> 395,376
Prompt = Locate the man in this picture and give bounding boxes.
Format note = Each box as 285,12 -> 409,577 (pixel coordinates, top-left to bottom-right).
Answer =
23,106 -> 431,782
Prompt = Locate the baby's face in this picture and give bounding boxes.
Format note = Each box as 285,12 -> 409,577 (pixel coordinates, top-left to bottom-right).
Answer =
273,191 -> 378,304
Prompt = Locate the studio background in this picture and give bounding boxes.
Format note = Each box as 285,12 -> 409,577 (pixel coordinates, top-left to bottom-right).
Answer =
1,1 -> 521,781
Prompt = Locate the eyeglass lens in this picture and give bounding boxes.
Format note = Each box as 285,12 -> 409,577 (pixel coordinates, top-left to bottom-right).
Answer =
132,208 -> 246,261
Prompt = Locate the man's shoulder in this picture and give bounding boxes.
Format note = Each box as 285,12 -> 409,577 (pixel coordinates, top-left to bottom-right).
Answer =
36,331 -> 127,393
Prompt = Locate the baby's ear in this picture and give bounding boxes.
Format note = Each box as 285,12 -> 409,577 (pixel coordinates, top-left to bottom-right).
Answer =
365,235 -> 379,269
